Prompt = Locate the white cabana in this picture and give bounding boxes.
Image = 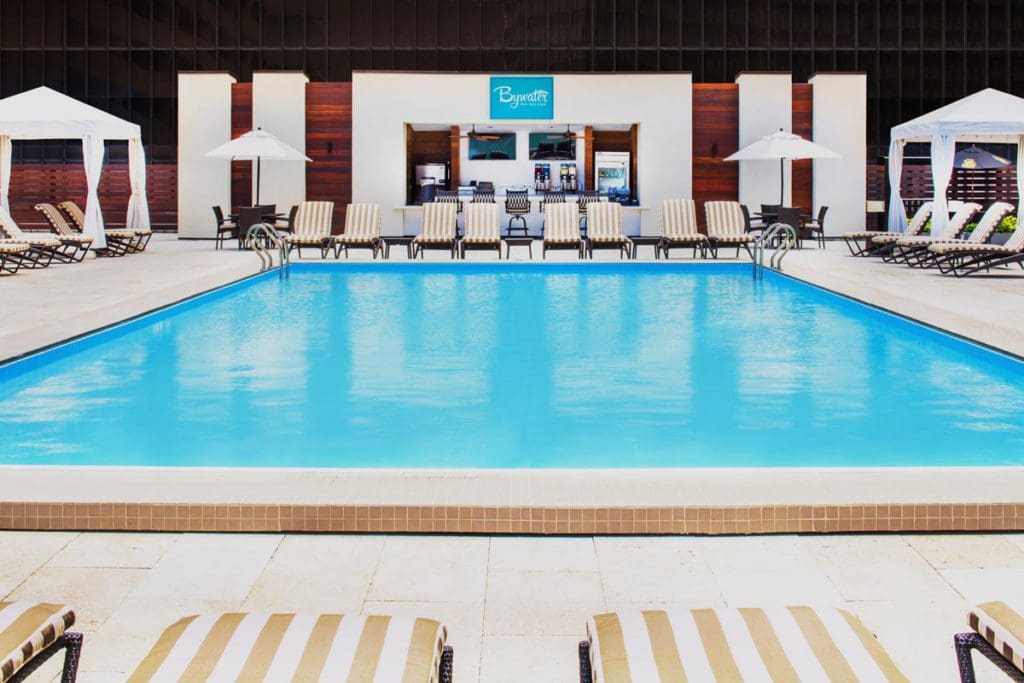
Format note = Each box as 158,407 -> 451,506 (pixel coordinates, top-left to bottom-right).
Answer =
0,86 -> 152,249
888,88 -> 1024,234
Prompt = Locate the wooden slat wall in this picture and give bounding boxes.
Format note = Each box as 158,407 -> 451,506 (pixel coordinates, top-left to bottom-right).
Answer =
449,126 -> 460,189
691,84 -> 739,231
791,84 -> 813,212
230,83 -> 253,210
306,82 -> 352,232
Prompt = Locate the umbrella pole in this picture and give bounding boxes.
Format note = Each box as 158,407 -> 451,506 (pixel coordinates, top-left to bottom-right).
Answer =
779,157 -> 784,206
256,156 -> 261,205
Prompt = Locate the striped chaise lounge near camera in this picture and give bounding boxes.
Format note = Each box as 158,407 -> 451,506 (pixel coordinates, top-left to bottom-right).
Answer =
56,200 -> 140,255
542,202 -> 582,258
0,207 -> 66,268
887,201 -> 982,265
126,612 -> 452,682
284,201 -> 336,258
0,602 -> 81,683
581,607 -> 909,683
586,201 -> 632,259
955,602 -> 1024,682
704,201 -> 756,259
930,221 -> 1024,277
906,201 -> 1013,268
335,203 -> 383,258
460,202 -> 501,259
843,201 -> 933,257
31,203 -> 94,261
659,198 -> 708,259
413,201 -> 458,258
0,242 -> 32,275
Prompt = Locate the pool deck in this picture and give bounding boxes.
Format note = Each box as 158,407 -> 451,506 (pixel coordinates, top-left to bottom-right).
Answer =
2,235 -> 1023,535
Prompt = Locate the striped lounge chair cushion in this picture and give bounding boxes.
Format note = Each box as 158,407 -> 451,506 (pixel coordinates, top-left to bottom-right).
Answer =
588,203 -> 628,243
0,602 -> 76,682
128,613 -> 447,682
661,199 -> 704,241
704,202 -> 754,244
544,203 -> 580,243
842,230 -> 888,239
850,202 -> 935,242
286,201 -> 335,244
340,203 -> 382,244
462,202 -> 500,244
416,202 -> 458,243
970,601 -> 1024,673
587,608 -> 908,682
0,243 -> 30,254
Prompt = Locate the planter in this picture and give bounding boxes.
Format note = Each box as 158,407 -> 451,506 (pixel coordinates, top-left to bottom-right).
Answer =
989,232 -> 1012,246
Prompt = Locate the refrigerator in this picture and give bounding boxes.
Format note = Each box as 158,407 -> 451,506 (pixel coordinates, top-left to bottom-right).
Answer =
594,152 -> 630,194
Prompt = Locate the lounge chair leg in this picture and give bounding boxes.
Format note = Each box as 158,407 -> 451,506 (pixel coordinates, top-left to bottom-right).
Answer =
579,640 -> 593,683
8,632 -> 83,683
954,632 -> 1024,682
438,645 -> 454,683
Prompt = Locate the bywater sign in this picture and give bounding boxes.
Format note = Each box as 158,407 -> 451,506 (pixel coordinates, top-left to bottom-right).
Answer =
489,76 -> 554,119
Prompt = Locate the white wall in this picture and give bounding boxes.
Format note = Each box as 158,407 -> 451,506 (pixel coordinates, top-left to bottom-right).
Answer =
252,71 -> 308,210
354,73 -> 692,235
736,73 -> 792,209
458,127 -> 586,191
176,72 -> 235,238
810,74 -> 867,234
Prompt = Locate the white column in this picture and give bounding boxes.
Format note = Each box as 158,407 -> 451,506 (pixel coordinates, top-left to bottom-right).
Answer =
252,71 -> 309,210
177,72 -> 235,238
736,72 -> 792,208
809,73 -> 867,234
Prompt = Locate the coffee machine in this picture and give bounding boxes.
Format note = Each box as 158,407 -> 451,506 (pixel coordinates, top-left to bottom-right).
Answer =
415,163 -> 449,204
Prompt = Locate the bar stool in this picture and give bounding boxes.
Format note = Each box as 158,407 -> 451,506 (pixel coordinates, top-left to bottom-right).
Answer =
505,188 -> 531,236
472,189 -> 495,203
435,190 -> 463,213
577,190 -> 601,240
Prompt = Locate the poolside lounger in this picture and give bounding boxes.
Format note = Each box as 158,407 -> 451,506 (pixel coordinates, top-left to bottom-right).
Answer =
887,201 -> 982,265
460,202 -> 501,259
0,601 -> 81,683
56,200 -> 142,255
843,201 -> 932,257
586,202 -> 632,259
542,202 -> 582,258
581,607 -> 908,683
284,201 -> 336,259
930,221 -> 1024,277
704,201 -> 755,259
127,612 -> 452,682
905,201 -> 1013,268
335,203 -> 383,258
413,201 -> 459,258
0,207 -> 67,267
955,602 -> 1024,682
0,242 -> 32,274
659,198 -> 708,259
27,204 -> 94,261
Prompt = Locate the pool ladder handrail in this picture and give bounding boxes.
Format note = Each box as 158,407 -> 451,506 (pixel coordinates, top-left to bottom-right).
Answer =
752,222 -> 797,280
246,223 -> 290,279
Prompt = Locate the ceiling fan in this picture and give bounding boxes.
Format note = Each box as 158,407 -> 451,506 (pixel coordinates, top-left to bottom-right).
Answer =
542,124 -> 584,141
452,125 -> 501,141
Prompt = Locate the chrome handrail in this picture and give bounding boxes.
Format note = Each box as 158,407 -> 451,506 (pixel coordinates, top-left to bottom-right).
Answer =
246,223 -> 290,279
752,222 -> 796,280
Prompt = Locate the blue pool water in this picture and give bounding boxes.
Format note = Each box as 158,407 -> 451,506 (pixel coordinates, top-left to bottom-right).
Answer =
1,263 -> 1023,468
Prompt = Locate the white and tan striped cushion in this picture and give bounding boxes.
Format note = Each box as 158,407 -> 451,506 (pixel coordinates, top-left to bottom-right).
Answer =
416,202 -> 458,243
970,601 -> 1024,673
843,230 -> 888,239
128,613 -> 447,683
34,203 -> 76,236
0,235 -> 62,248
587,608 -> 908,682
289,201 -> 335,240
0,602 -> 76,682
340,203 -> 382,243
849,202 -> 934,241
704,201 -> 752,242
58,201 -> 86,229
0,242 -> 30,254
907,201 -> 933,234
902,202 -> 983,245
462,202 -> 500,244
588,202 -> 628,243
661,199 -> 703,240
544,203 -> 580,243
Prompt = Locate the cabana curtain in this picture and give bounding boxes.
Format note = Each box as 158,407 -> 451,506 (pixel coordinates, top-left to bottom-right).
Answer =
82,135 -> 107,247
886,139 -> 906,232
127,138 -> 151,232
929,134 -> 956,235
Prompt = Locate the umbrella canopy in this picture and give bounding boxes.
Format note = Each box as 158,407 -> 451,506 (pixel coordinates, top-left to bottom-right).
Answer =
954,145 -> 1010,169
205,128 -> 311,204
725,130 -> 840,204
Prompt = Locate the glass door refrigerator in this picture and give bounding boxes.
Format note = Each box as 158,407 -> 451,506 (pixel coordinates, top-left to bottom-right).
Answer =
594,151 -> 630,203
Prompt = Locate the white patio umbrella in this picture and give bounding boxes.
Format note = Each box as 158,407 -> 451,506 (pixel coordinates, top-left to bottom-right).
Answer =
205,127 -> 311,205
724,129 -> 840,205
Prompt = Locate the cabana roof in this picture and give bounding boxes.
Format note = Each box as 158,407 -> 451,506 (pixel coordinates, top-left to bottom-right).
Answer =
891,88 -> 1024,142
0,86 -> 141,140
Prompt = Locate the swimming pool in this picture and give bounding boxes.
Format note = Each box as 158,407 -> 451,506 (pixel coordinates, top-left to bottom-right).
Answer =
1,262 -> 1022,468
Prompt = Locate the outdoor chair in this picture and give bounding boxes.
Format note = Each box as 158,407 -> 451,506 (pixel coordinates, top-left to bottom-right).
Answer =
471,189 -> 495,203
274,204 -> 298,233
906,201 -> 1013,268
235,207 -> 267,251
886,201 -> 981,264
542,202 -> 582,258
413,201 -> 459,258
504,189 -> 531,236
854,201 -> 933,257
0,207 -> 69,267
335,203 -> 382,258
955,602 -> 1024,682
740,204 -> 766,236
57,200 -> 142,255
930,220 -> 1024,277
775,207 -> 805,248
577,190 -> 601,239
0,601 -> 82,683
31,203 -> 94,261
585,201 -> 631,259
284,201 -> 336,258
212,206 -> 237,250
540,190 -> 566,213
660,199 -> 708,259
804,205 -> 829,248
460,202 -> 502,259
0,242 -> 32,274
127,612 -> 452,682
581,607 -> 908,683
435,190 -> 463,213
704,201 -> 755,259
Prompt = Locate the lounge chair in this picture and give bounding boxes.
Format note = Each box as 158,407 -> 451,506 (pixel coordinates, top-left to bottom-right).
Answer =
56,200 -> 142,255
413,202 -> 459,258
887,201 -> 981,265
659,199 -> 709,258
906,201 -> 1013,268
460,202 -> 501,259
542,202 -> 582,259
955,602 -> 1024,682
32,203 -> 94,261
586,202 -> 632,259
0,207 -> 67,267
0,242 -> 32,274
0,601 -> 81,683
335,203 -> 383,258
930,221 -> 1024,277
704,201 -> 755,259
844,201 -> 932,257
581,607 -> 908,682
127,612 -> 452,682
284,201 -> 336,258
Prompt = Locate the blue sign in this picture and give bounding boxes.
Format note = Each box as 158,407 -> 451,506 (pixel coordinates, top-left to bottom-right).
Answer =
489,76 -> 554,120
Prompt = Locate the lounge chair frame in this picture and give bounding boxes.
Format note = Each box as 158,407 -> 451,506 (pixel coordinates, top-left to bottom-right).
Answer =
8,631 -> 83,683
579,640 -> 593,683
55,201 -> 138,256
460,239 -> 502,259
954,631 -> 1024,683
439,645 -> 454,683
586,239 -> 631,259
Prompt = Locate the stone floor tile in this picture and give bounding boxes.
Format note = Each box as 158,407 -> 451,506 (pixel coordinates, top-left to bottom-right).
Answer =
7,566 -> 148,631
907,534 -> 1024,570
47,533 -> 179,569
488,537 -> 598,573
484,571 -> 605,636
480,635 -> 580,683
0,532 -> 79,596
367,536 -> 489,603
595,537 -> 721,604
700,534 -> 824,574
940,568 -> 1024,605
714,569 -> 844,607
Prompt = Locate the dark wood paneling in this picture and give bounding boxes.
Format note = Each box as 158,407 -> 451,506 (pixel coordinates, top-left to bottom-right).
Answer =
692,84 -> 739,231
449,126 -> 460,189
407,129 -> 451,203
791,84 -> 813,213
306,82 -> 352,232
583,126 -> 594,191
230,83 -> 253,209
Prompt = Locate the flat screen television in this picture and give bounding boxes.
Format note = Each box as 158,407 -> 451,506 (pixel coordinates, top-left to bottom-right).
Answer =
529,132 -> 576,160
468,133 -> 516,160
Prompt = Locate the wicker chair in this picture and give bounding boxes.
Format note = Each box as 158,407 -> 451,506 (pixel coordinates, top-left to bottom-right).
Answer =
504,189 -> 531,236
335,203 -> 382,258
542,202 -> 582,258
0,602 -> 82,683
704,201 -> 756,259
659,199 -> 709,259
284,201 -> 336,258
212,206 -> 237,250
414,202 -> 459,258
577,190 -> 601,239
585,201 -> 631,259
461,202 -> 502,259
